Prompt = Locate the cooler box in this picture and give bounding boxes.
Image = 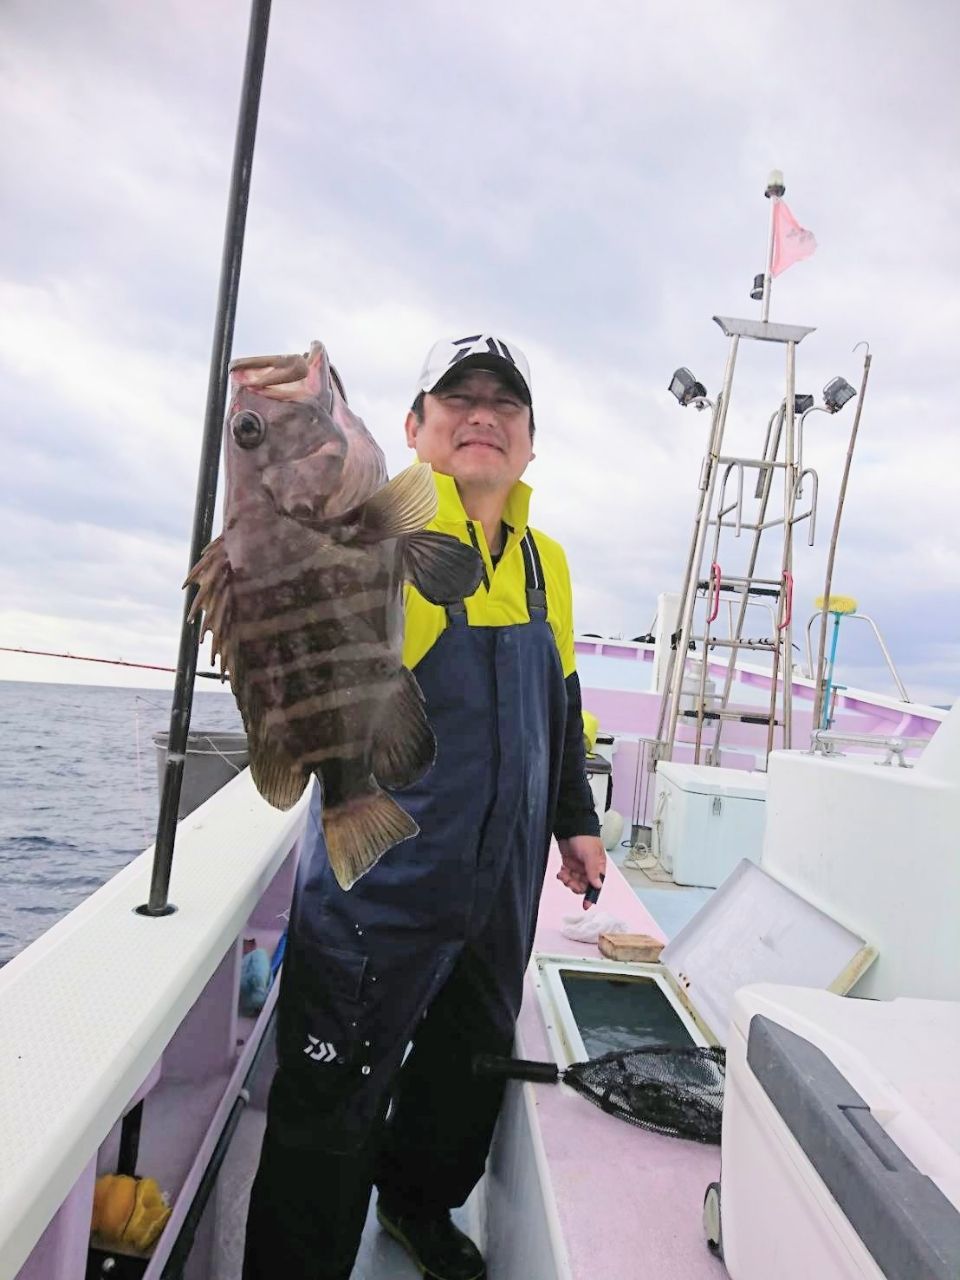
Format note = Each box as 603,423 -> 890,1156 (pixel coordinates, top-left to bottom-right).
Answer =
718,984 -> 960,1279
654,762 -> 766,888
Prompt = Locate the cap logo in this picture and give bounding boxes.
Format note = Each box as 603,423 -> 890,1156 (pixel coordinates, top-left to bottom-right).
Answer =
448,335 -> 518,368
416,332 -> 531,405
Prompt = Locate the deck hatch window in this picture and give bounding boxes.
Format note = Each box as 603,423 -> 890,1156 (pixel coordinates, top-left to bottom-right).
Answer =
533,955 -> 707,1068
559,969 -> 696,1058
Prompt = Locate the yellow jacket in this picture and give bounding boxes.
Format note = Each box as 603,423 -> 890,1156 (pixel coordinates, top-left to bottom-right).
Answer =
403,472 -> 577,678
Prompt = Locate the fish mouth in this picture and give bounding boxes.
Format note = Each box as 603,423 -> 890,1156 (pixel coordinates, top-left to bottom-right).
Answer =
230,352 -> 313,401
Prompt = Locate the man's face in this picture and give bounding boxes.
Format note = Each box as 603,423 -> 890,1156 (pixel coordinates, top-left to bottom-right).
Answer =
405,369 -> 534,491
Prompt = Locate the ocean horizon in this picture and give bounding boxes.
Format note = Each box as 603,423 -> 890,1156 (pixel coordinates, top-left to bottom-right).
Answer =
0,679 -> 244,964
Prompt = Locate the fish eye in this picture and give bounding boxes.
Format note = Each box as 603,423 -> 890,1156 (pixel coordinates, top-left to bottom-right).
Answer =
231,410 -> 266,449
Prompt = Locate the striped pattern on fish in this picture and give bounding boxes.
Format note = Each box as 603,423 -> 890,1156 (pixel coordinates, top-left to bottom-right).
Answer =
185,340 -> 483,889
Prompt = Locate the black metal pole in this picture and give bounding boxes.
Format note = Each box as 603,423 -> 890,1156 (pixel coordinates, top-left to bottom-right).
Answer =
140,0 -> 272,917
116,1100 -> 144,1177
811,347 -> 873,729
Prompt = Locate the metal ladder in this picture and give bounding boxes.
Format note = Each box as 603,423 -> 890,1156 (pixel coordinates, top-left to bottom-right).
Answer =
655,312 -> 820,768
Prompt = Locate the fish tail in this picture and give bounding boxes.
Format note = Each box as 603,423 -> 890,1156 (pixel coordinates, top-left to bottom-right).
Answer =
324,787 -> 418,890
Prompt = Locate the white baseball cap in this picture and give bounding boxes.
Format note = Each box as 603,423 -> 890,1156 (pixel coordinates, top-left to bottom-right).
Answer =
414,334 -> 532,406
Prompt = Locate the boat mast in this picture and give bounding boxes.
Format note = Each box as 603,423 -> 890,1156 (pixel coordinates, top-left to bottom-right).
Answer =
760,169 -> 781,323
655,171 -> 816,769
141,0 -> 272,917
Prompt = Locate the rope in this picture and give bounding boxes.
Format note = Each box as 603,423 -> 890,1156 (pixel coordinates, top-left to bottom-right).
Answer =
188,734 -> 246,773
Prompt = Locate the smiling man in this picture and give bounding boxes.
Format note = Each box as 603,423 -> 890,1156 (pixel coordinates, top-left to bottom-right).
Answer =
244,334 -> 606,1280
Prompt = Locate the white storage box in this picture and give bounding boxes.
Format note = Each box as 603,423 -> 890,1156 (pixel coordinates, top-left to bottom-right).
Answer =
654,761 -> 766,888
718,984 -> 960,1279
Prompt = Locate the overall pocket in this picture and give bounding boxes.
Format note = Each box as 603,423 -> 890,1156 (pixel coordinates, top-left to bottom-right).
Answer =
277,937 -> 368,1080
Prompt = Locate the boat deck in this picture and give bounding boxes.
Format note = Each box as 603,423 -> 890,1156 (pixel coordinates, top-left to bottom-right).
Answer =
507,850 -> 724,1280
209,850 -> 716,1279
616,853 -> 714,939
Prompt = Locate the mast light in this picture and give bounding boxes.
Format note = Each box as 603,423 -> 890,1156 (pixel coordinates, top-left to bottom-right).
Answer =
823,376 -> 856,414
668,367 -> 709,408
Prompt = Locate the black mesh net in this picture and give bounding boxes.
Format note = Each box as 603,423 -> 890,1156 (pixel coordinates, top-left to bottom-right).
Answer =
562,1045 -> 726,1144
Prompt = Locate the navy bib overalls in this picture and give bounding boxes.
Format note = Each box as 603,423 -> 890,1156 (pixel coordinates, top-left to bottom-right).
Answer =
244,532 -> 569,1280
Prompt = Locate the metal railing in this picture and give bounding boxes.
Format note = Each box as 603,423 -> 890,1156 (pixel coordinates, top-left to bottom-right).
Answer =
803,611 -> 910,705
808,729 -> 927,768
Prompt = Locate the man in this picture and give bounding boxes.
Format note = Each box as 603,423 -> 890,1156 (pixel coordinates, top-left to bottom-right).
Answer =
244,334 -> 606,1280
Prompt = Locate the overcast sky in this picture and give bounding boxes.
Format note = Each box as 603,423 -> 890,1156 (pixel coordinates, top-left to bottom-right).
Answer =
2,0 -> 958,707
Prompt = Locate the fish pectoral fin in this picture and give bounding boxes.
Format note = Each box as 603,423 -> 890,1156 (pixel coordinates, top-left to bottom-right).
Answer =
403,531 -> 485,605
371,667 -> 436,788
323,785 -> 419,890
184,535 -> 235,672
351,462 -> 438,542
247,731 -> 309,811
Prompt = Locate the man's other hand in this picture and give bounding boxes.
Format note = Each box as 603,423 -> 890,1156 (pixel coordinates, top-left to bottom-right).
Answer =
556,835 -> 607,910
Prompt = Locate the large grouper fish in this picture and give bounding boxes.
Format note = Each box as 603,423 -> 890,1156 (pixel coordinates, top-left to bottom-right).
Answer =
186,340 -> 483,889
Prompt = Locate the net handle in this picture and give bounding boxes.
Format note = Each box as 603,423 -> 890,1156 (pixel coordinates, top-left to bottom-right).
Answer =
472,1054 -> 560,1084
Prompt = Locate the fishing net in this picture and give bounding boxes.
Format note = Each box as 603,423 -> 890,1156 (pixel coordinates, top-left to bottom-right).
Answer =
562,1045 -> 726,1144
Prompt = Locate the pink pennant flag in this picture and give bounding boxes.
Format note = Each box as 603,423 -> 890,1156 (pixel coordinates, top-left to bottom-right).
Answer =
771,200 -> 817,277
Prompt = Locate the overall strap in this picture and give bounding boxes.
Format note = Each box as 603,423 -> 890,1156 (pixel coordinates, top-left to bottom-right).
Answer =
445,597 -> 468,625
446,520 -> 486,625
444,528 -> 549,624
520,530 -> 547,620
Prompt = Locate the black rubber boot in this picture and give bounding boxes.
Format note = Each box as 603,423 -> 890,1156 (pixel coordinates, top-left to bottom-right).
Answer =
376,1202 -> 486,1280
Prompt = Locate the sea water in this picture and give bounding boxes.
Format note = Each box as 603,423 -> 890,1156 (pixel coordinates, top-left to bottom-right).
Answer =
0,680 -> 243,965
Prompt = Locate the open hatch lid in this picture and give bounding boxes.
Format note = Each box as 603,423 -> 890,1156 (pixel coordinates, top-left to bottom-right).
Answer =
660,861 -> 875,1046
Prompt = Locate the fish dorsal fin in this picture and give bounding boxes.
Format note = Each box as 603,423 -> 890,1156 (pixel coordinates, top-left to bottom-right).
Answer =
353,462 -> 438,541
184,535 -> 234,673
370,667 -> 436,789
403,531 -> 484,605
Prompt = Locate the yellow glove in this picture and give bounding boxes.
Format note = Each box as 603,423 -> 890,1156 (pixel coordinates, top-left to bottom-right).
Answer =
581,709 -> 599,755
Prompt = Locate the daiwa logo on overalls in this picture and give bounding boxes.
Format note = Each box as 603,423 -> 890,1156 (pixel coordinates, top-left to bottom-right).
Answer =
304,1035 -> 337,1063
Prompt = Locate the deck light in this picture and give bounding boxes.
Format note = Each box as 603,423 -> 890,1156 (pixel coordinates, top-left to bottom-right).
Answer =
797,378 -> 856,479
669,368 -> 708,408
823,376 -> 856,414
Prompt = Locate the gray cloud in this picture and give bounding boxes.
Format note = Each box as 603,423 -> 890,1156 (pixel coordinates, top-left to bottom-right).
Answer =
1,0 -> 958,703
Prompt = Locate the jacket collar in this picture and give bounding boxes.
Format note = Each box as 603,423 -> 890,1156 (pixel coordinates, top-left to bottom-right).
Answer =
431,470 -> 532,535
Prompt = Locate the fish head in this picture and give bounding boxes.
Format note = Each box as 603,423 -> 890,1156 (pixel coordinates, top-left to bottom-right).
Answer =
225,341 -> 387,526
